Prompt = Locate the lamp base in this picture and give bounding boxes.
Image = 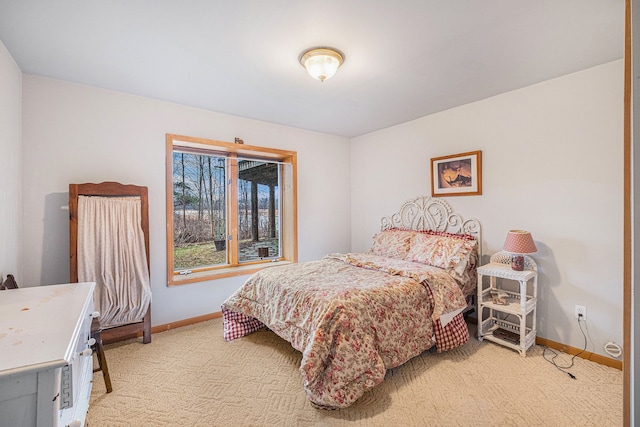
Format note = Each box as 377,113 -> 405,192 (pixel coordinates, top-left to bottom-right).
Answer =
511,254 -> 524,271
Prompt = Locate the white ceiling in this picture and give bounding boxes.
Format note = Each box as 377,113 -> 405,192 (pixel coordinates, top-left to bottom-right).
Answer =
0,1 -> 624,138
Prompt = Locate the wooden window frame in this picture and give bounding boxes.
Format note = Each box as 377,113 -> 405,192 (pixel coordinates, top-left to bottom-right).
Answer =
166,134 -> 298,286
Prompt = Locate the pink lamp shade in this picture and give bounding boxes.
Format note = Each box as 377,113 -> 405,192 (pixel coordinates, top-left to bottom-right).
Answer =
503,230 -> 537,271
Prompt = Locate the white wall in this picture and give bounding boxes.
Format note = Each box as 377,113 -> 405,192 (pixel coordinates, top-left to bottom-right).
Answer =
351,60 -> 624,359
16,56 -> 624,359
21,76 -> 351,325
0,41 -> 22,282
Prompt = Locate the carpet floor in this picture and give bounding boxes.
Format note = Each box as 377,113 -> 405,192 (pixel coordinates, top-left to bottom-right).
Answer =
87,319 -> 622,426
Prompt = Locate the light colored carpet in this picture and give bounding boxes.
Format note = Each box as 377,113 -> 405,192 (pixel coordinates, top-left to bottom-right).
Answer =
88,319 -> 622,426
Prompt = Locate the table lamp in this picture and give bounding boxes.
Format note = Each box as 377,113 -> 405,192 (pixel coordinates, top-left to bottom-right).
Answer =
502,230 -> 537,271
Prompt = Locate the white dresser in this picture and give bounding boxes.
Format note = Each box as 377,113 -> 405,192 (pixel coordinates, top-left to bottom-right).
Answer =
0,282 -> 96,427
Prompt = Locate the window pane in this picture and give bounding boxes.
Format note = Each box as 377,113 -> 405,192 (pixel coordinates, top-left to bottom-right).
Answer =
173,151 -> 227,271
237,160 -> 280,263
167,133 -> 297,285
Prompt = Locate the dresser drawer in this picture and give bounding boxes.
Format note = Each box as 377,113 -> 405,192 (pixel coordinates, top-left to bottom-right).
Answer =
59,356 -> 93,427
59,296 -> 95,427
67,304 -> 94,408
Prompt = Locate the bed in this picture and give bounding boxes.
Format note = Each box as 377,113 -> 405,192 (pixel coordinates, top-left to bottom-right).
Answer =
221,195 -> 482,409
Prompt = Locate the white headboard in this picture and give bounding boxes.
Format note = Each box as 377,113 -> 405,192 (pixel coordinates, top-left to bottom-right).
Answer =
380,195 -> 482,260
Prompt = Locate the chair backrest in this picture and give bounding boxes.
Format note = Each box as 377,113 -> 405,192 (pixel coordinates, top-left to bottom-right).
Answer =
0,274 -> 18,290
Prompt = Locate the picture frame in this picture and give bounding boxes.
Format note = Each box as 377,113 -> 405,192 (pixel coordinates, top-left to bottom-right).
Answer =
430,150 -> 482,197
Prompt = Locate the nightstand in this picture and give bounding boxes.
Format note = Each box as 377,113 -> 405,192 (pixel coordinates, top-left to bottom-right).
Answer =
477,251 -> 538,356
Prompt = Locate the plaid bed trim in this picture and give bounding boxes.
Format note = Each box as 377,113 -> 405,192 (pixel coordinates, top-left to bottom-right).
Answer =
222,289 -> 469,350
222,306 -> 265,342
425,286 -> 470,352
433,313 -> 469,352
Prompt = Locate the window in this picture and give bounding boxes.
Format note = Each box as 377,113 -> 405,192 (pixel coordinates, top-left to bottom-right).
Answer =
166,134 -> 297,285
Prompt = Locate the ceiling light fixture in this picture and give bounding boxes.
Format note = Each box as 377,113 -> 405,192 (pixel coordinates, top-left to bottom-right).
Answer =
299,47 -> 344,82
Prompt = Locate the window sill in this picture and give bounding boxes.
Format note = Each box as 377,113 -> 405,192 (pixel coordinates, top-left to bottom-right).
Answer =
168,260 -> 293,286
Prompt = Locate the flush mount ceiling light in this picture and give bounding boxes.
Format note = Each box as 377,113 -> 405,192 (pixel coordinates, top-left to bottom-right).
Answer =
299,47 -> 344,82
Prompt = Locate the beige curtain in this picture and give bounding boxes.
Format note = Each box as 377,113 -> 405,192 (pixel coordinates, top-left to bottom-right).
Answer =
77,196 -> 152,329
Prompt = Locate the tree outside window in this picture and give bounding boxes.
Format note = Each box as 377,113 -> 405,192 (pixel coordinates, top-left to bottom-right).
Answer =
166,134 -> 297,285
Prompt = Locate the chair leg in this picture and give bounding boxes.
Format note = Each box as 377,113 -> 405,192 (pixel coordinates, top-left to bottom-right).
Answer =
94,335 -> 113,393
91,322 -> 113,393
142,306 -> 151,344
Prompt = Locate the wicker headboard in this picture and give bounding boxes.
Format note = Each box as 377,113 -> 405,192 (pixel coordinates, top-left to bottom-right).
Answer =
380,195 -> 482,260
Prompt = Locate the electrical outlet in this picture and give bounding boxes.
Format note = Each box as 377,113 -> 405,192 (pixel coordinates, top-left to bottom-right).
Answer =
574,305 -> 587,320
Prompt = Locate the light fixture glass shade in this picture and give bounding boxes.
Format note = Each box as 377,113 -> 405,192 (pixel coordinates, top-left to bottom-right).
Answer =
503,230 -> 537,254
299,47 -> 344,82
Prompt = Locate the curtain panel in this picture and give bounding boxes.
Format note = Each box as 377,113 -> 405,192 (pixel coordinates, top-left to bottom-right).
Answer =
77,196 -> 152,329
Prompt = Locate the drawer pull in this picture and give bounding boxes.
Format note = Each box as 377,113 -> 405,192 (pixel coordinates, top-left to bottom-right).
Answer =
90,311 -> 100,318
80,348 -> 92,357
87,338 -> 96,346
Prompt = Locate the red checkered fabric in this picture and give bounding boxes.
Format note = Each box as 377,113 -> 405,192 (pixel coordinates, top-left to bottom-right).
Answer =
222,307 -> 265,341
433,312 -> 469,352
424,286 -> 470,352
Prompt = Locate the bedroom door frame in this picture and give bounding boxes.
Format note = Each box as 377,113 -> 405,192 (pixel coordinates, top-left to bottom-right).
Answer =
624,0 -> 636,425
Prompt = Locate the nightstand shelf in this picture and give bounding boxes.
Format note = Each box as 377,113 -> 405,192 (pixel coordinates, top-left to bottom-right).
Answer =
480,317 -> 536,355
478,288 -> 536,314
477,251 -> 538,357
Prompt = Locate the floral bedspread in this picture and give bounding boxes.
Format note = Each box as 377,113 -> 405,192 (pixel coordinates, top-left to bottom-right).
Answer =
221,253 -> 469,409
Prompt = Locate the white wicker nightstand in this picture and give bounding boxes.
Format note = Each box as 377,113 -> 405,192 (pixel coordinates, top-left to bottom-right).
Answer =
477,251 -> 538,356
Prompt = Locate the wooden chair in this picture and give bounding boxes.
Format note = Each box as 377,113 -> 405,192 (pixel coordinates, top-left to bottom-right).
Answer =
0,274 -> 17,290
0,275 -> 112,392
69,182 -> 151,344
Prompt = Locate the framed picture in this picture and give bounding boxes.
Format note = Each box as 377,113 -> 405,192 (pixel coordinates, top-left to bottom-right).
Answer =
430,150 -> 482,196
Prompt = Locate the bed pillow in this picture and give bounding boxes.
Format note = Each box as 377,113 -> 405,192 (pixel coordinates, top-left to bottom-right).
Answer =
405,231 -> 477,270
417,229 -> 476,241
369,229 -> 416,259
453,246 -> 479,296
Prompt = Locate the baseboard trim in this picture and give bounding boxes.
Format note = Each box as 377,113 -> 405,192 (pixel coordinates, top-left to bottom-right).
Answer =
535,336 -> 622,370
466,312 -> 621,370
146,312 -> 623,371
105,312 -> 222,343
151,312 -> 222,334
